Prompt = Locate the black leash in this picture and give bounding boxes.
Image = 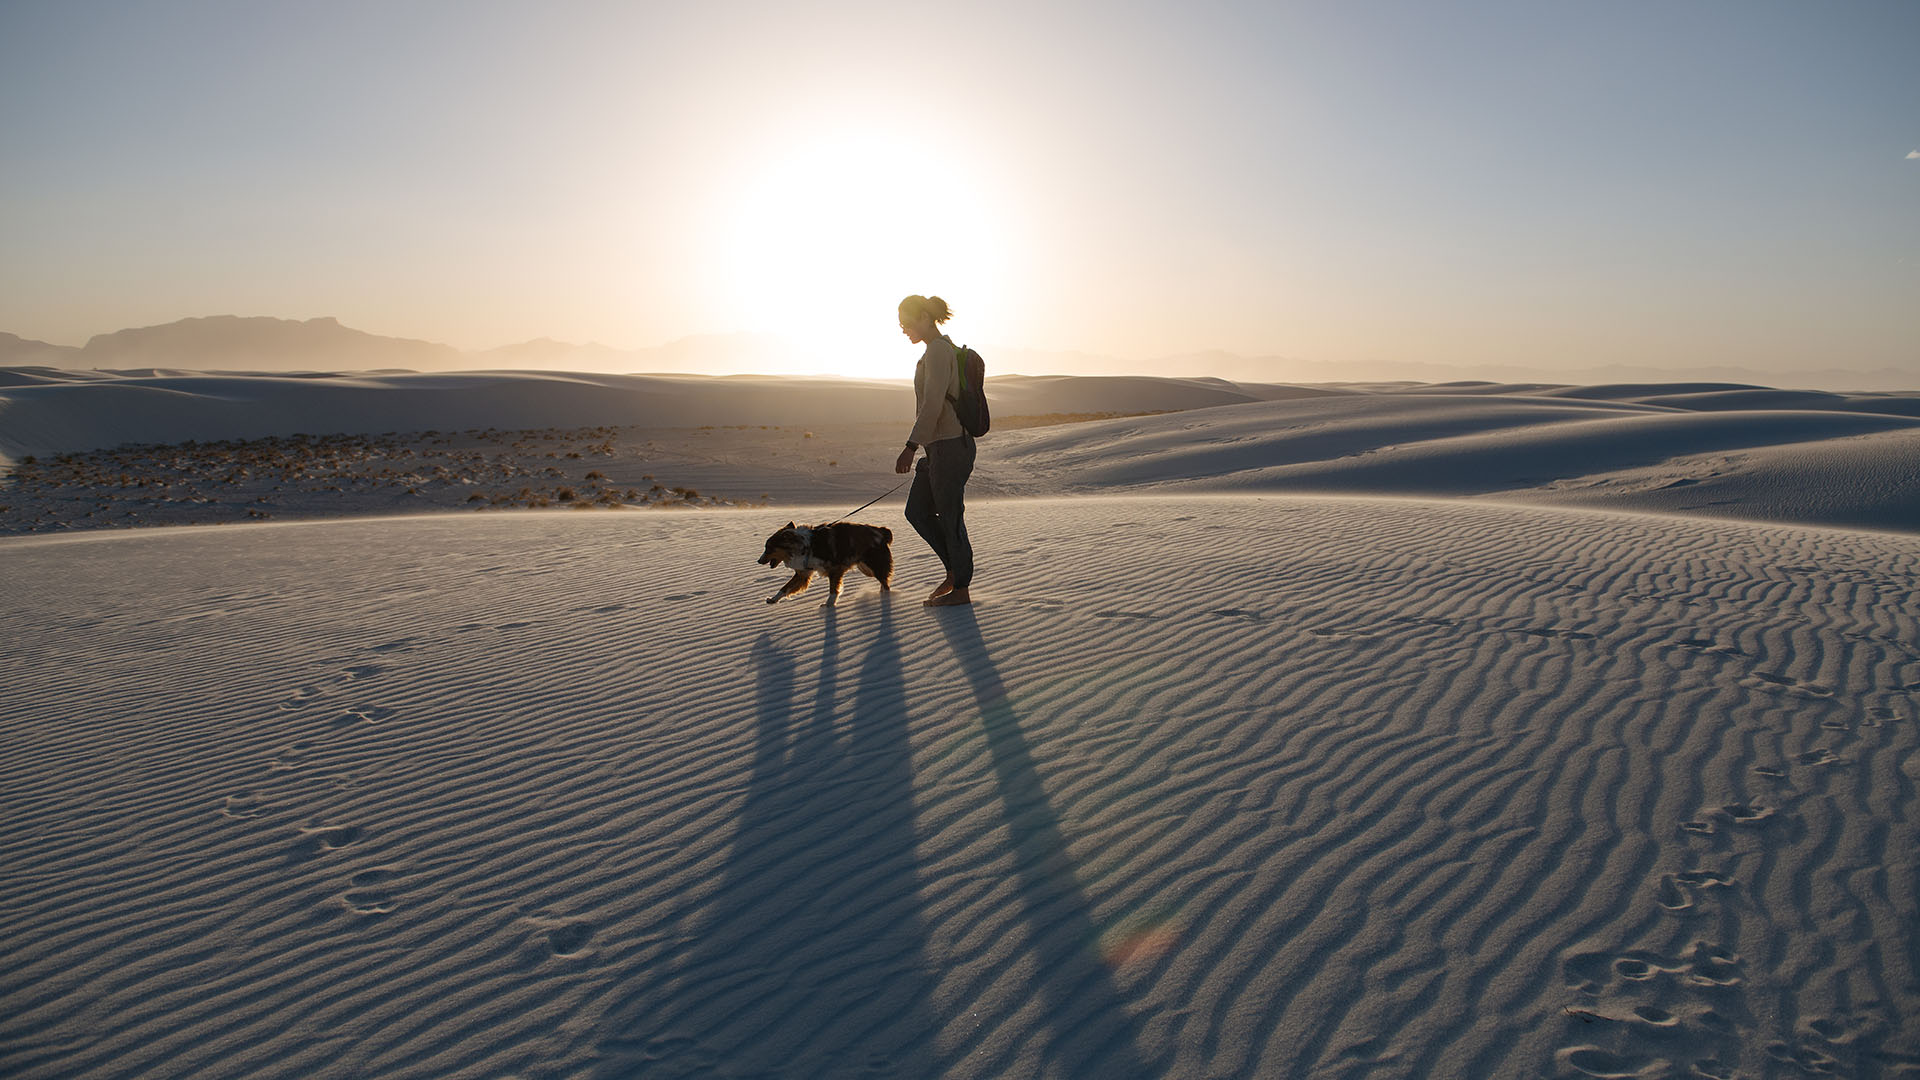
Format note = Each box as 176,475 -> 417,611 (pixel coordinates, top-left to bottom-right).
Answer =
828,479 -> 907,524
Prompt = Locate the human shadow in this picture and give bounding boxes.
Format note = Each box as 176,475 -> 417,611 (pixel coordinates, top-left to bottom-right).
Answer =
592,603 -> 942,1077
934,606 -> 1161,1077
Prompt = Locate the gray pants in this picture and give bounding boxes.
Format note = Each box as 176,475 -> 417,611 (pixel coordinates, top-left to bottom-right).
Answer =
905,434 -> 975,589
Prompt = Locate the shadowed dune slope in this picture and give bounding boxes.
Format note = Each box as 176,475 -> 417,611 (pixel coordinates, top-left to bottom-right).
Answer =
2,499 -> 1916,1079
986,394 -> 1920,533
0,370 -> 1309,460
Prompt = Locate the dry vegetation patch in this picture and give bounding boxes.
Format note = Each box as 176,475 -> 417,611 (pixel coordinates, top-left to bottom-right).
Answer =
0,425 -> 753,534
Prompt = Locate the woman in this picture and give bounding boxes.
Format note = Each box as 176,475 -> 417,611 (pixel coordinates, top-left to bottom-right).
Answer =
893,294 -> 975,607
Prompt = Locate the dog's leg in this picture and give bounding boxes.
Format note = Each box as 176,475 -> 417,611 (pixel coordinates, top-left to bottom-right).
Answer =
868,546 -> 893,590
825,568 -> 846,606
768,570 -> 813,604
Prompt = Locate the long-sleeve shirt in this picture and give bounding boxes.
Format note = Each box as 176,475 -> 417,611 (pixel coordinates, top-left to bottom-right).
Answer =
909,335 -> 965,447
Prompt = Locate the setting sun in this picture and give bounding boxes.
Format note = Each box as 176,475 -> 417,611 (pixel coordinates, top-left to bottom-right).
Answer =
704,130 -> 1016,378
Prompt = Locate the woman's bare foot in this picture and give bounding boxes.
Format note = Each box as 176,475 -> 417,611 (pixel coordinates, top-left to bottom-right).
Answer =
927,576 -> 955,601
924,587 -> 971,607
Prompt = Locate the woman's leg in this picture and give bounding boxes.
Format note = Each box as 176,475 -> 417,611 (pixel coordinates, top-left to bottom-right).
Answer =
926,436 -> 975,589
904,457 -> 951,574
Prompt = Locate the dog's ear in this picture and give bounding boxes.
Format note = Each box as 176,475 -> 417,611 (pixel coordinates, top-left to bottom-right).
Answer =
785,521 -> 794,530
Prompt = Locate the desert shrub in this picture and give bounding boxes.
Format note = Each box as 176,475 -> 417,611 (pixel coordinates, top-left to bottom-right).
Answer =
585,470 -> 606,481
557,487 -> 576,501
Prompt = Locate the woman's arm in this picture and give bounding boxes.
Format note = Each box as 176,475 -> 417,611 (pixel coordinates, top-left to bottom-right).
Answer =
908,341 -> 956,448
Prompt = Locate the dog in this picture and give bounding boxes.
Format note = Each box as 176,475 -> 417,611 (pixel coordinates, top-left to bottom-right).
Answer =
758,521 -> 894,605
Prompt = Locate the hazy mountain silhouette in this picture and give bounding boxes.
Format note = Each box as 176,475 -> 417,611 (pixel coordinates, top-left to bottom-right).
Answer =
0,332 -> 79,366
1,316 -> 1913,390
66,316 -> 460,372
3,316 -> 797,376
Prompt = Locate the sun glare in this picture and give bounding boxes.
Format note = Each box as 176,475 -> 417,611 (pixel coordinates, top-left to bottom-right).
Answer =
706,131 -> 1012,379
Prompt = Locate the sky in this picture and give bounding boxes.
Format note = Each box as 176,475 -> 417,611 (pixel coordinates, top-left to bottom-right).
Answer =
1,0 -> 1916,380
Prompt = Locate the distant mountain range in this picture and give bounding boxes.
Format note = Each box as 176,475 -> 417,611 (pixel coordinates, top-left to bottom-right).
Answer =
3,315 -> 1915,391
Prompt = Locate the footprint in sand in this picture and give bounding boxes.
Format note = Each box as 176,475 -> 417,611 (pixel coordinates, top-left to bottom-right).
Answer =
330,705 -> 396,728
1796,747 -> 1850,769
1679,941 -> 1742,988
288,824 -> 363,860
270,742 -> 315,771
365,639 -> 416,654
1562,950 -> 1683,992
278,685 -> 325,710
520,915 -> 594,960
1093,609 -> 1163,621
1708,802 -> 1774,828
1565,942 -> 1742,994
1656,869 -> 1734,912
1741,671 -> 1834,697
1516,626 -> 1597,641
547,922 -> 592,956
220,792 -> 263,819
1766,1039 -> 1841,1074
344,664 -> 386,680
1555,1046 -> 1668,1078
1668,636 -> 1743,657
340,867 -> 401,916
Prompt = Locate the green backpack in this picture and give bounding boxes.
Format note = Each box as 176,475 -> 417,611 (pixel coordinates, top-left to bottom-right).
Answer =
945,343 -> 991,437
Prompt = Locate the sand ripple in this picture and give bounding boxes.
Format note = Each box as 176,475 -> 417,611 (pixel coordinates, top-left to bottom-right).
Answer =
2,498 -> 1915,1078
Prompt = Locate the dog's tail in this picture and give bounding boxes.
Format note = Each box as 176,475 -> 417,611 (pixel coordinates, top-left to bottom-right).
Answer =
881,526 -> 893,543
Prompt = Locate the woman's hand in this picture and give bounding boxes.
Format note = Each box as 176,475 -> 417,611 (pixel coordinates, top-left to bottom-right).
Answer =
895,446 -> 915,474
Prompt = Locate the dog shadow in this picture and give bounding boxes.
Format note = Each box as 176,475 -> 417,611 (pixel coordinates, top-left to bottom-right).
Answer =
592,602 -> 943,1076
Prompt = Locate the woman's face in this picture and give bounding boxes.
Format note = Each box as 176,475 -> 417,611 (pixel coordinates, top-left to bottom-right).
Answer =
899,311 -> 933,345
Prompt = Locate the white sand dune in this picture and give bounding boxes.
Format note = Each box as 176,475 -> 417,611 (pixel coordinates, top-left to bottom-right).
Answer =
0,371 -> 913,461
989,391 -> 1920,534
3,499 -> 1915,1078
0,369 -> 1282,464
8,370 -> 1915,535
3,371 -> 1918,1078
